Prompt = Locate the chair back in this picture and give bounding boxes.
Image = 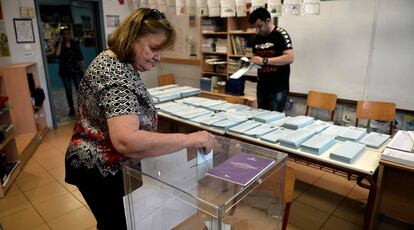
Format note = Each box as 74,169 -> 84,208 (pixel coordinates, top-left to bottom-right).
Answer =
356,100 -> 396,134
158,73 -> 175,86
306,90 -> 337,121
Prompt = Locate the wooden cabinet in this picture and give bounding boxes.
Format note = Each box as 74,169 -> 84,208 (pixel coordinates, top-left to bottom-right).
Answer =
0,76 -> 21,198
200,16 -> 257,95
0,63 -> 48,165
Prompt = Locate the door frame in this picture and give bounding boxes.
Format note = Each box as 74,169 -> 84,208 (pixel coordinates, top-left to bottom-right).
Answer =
34,0 -> 106,128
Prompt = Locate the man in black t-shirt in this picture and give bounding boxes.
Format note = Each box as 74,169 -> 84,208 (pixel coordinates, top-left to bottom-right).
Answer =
248,7 -> 294,112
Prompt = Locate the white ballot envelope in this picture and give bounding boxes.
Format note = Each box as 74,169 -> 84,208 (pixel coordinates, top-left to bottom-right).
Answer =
197,148 -> 213,164
229,57 -> 261,79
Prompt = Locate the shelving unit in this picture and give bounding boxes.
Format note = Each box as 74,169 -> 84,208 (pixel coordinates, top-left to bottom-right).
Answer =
0,77 -> 21,198
0,63 -> 48,166
200,16 -> 257,98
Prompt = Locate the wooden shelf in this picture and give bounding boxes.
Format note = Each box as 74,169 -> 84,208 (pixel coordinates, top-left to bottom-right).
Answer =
200,17 -> 257,97
201,72 -> 228,77
201,32 -> 227,35
202,51 -> 227,55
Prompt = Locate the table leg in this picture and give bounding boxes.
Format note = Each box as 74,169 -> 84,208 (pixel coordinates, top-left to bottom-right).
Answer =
357,175 -> 377,230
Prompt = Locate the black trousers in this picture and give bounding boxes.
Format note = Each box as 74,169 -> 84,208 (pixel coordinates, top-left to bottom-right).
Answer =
75,172 -> 127,230
60,70 -> 82,112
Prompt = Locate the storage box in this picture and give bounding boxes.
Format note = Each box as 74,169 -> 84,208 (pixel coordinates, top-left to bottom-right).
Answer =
123,136 -> 287,230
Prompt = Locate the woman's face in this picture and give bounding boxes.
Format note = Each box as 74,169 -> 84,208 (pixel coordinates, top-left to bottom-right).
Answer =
131,33 -> 166,71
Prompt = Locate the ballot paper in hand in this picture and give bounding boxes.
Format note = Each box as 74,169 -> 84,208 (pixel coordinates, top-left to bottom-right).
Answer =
229,57 -> 261,79
197,148 -> 213,164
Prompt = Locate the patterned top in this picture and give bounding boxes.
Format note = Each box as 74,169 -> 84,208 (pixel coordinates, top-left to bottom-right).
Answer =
65,51 -> 157,182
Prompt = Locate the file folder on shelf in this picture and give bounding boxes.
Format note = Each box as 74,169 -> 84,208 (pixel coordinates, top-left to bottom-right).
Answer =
300,134 -> 336,155
278,129 -> 316,149
336,126 -> 367,142
261,128 -> 294,144
330,141 -> 366,164
283,115 -> 315,130
253,111 -> 285,123
358,132 -> 390,149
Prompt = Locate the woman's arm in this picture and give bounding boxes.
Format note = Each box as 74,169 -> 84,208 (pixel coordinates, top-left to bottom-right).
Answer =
107,114 -> 215,159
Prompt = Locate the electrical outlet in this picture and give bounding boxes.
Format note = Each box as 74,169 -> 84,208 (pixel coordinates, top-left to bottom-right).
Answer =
342,113 -> 356,124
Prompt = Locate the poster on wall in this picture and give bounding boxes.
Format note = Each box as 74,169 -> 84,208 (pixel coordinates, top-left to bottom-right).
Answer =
13,18 -> 35,43
0,22 -> 11,56
106,15 -> 120,27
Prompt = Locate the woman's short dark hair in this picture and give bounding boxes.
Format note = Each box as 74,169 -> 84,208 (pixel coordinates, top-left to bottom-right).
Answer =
248,7 -> 271,24
107,8 -> 176,63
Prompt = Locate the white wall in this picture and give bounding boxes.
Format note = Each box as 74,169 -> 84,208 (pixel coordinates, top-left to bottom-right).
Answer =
0,0 -> 53,127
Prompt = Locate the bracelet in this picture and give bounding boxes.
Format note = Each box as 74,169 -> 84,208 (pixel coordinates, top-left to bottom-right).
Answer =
263,57 -> 268,66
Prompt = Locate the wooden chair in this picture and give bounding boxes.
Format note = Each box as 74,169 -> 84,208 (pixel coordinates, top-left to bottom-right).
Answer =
305,90 -> 337,121
355,100 -> 396,135
158,73 -> 175,86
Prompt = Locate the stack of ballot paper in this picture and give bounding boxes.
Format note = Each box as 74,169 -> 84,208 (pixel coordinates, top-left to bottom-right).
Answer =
337,126 -> 367,141
303,120 -> 332,133
243,123 -> 279,138
232,108 -> 268,119
198,114 -> 227,126
159,103 -> 194,114
386,130 -> 414,152
283,115 -> 315,129
301,134 -> 336,155
228,120 -> 262,134
210,111 -> 247,130
278,129 -> 316,149
175,97 -> 207,106
319,125 -> 348,138
261,128 -> 295,143
147,84 -> 179,94
358,132 -> 390,149
173,108 -> 213,120
253,111 -> 285,123
330,141 -> 366,164
197,99 -> 227,109
269,116 -> 294,127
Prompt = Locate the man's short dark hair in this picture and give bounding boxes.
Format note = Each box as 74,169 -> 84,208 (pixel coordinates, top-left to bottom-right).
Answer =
248,7 -> 271,24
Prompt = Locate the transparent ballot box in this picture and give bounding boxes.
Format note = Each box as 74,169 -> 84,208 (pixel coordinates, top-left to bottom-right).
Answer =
123,136 -> 288,230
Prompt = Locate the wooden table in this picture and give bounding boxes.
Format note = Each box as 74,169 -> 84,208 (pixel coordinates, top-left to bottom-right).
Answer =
158,112 -> 385,230
370,159 -> 414,229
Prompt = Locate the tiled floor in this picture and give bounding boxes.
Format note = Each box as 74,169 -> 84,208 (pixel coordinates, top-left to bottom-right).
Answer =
0,122 -> 412,229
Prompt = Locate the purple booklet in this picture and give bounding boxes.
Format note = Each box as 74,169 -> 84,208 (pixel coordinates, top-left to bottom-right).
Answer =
206,153 -> 275,186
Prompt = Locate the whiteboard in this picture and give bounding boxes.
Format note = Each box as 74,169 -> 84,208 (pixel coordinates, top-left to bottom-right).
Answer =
278,0 -> 414,110
367,0 -> 414,111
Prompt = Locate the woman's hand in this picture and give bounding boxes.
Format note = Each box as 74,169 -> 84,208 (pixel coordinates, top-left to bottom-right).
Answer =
187,131 -> 215,154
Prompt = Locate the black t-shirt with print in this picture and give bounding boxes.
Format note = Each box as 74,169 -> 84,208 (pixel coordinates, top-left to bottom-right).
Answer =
253,27 -> 293,93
